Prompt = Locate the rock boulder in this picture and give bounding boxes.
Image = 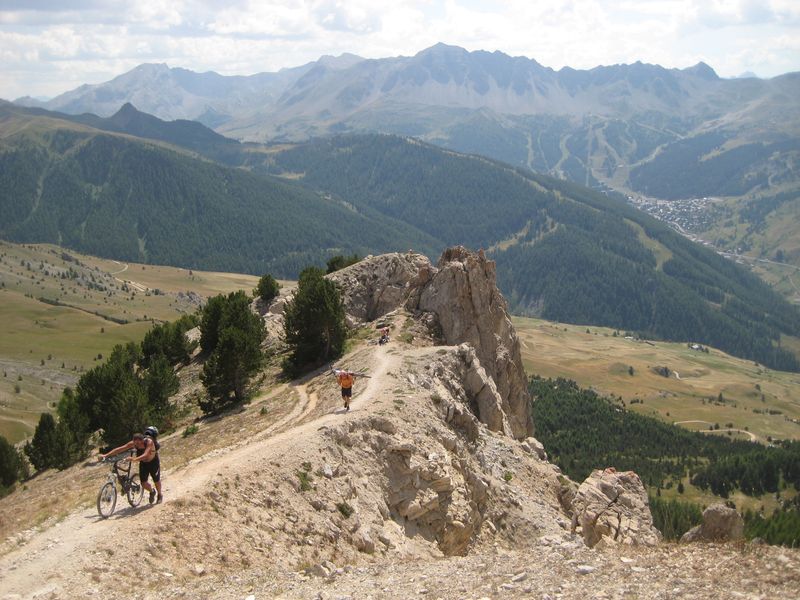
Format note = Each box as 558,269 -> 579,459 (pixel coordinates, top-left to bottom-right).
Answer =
680,503 -> 744,543
571,468 -> 661,548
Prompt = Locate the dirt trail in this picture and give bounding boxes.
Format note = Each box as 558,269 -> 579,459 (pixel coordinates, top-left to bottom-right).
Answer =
0,343 -> 399,599
674,420 -> 758,442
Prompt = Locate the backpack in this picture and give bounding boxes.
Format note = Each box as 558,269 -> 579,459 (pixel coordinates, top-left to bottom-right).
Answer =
146,436 -> 161,452
143,426 -> 161,452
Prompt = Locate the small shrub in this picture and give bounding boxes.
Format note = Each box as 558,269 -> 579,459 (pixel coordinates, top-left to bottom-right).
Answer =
182,424 -> 199,438
431,392 -> 443,404
503,471 -> 513,482
336,501 -> 354,518
260,406 -> 269,416
297,470 -> 313,492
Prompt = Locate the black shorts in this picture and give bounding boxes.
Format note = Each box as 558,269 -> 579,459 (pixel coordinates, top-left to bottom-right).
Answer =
139,455 -> 161,483
341,387 -> 352,398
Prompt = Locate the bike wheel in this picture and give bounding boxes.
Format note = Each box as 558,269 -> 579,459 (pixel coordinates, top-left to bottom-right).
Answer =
127,474 -> 144,507
97,482 -> 117,518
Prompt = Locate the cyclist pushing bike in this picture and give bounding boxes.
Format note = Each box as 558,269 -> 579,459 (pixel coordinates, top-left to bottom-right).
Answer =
100,426 -> 163,504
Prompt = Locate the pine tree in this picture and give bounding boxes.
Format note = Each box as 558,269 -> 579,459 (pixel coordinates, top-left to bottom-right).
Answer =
255,273 -> 280,302
144,354 -> 179,422
200,291 -> 265,414
199,294 -> 226,354
24,413 -> 58,471
283,267 -> 346,376
101,378 -> 153,447
55,388 -> 91,467
0,435 -> 22,492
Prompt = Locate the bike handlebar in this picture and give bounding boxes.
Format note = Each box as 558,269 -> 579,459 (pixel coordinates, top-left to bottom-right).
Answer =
100,452 -> 134,464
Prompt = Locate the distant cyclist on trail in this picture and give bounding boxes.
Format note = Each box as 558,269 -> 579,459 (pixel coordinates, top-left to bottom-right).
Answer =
100,426 -> 163,504
333,369 -> 359,411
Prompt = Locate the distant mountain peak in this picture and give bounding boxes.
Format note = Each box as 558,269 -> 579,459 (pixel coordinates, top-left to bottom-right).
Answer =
131,62 -> 170,73
317,53 -> 364,69
115,102 -> 139,114
416,42 -> 470,57
683,61 -> 719,80
12,95 -> 47,107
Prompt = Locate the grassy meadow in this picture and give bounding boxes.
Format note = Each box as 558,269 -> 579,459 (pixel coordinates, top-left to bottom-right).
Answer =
0,241 -> 261,443
514,316 -> 800,443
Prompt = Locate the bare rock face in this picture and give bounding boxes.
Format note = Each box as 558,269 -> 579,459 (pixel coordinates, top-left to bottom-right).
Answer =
571,468 -> 661,548
431,344 -> 512,436
330,247 -> 533,440
327,252 -> 433,326
680,503 -> 744,543
411,247 -> 533,439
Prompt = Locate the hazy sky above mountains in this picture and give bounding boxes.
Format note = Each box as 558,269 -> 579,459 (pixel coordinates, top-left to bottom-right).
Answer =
2,0 -> 799,100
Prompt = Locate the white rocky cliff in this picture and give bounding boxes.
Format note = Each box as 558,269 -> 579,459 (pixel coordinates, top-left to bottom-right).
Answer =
329,246 -> 533,438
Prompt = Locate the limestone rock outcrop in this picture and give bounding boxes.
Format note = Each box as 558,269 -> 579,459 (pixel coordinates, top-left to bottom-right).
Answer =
680,503 -> 744,543
570,468 -> 661,548
314,344 -> 570,559
412,247 -> 532,439
328,247 -> 533,439
327,252 -> 433,326
426,344 -> 512,437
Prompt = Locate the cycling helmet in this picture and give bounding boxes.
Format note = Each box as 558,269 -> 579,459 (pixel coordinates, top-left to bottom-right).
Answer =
144,426 -> 159,438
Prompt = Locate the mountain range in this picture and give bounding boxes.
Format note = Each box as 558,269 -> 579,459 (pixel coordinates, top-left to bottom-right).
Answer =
14,43 -> 800,205
1,100 -> 798,372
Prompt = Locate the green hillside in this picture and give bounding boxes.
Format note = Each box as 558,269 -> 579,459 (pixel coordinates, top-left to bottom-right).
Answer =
261,135 -> 800,372
1,104 -> 799,371
0,103 -> 439,276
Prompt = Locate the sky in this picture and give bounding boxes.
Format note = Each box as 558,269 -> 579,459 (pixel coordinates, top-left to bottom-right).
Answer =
1,0 -> 799,100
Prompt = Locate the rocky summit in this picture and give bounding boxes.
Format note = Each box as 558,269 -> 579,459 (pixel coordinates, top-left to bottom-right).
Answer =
0,248 -> 799,599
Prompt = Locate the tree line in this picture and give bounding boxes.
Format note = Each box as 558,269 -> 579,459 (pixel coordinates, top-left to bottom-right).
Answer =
530,376 -> 800,545
529,376 -> 800,497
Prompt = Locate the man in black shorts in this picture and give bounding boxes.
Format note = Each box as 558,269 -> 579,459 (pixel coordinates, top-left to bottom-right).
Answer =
101,432 -> 162,504
334,369 -> 357,411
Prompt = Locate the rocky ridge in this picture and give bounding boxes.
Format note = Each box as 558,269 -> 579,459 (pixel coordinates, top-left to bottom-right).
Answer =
329,247 -> 532,439
1,248 -> 799,599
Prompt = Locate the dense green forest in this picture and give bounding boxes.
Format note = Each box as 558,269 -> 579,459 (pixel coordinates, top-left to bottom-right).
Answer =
744,507 -> 800,547
2,104 -> 799,371
0,106 -> 439,276
530,376 -> 800,544
647,496 -> 703,541
629,133 -> 800,199
529,376 -> 800,495
261,134 -> 800,371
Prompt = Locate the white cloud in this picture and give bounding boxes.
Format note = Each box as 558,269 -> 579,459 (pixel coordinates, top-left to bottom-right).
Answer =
0,0 -> 798,99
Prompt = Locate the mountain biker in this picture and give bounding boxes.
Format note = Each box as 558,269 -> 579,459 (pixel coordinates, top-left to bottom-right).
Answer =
100,427 -> 162,504
334,369 -> 358,411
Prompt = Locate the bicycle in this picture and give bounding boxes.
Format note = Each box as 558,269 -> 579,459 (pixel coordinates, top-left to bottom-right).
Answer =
96,452 -> 144,518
